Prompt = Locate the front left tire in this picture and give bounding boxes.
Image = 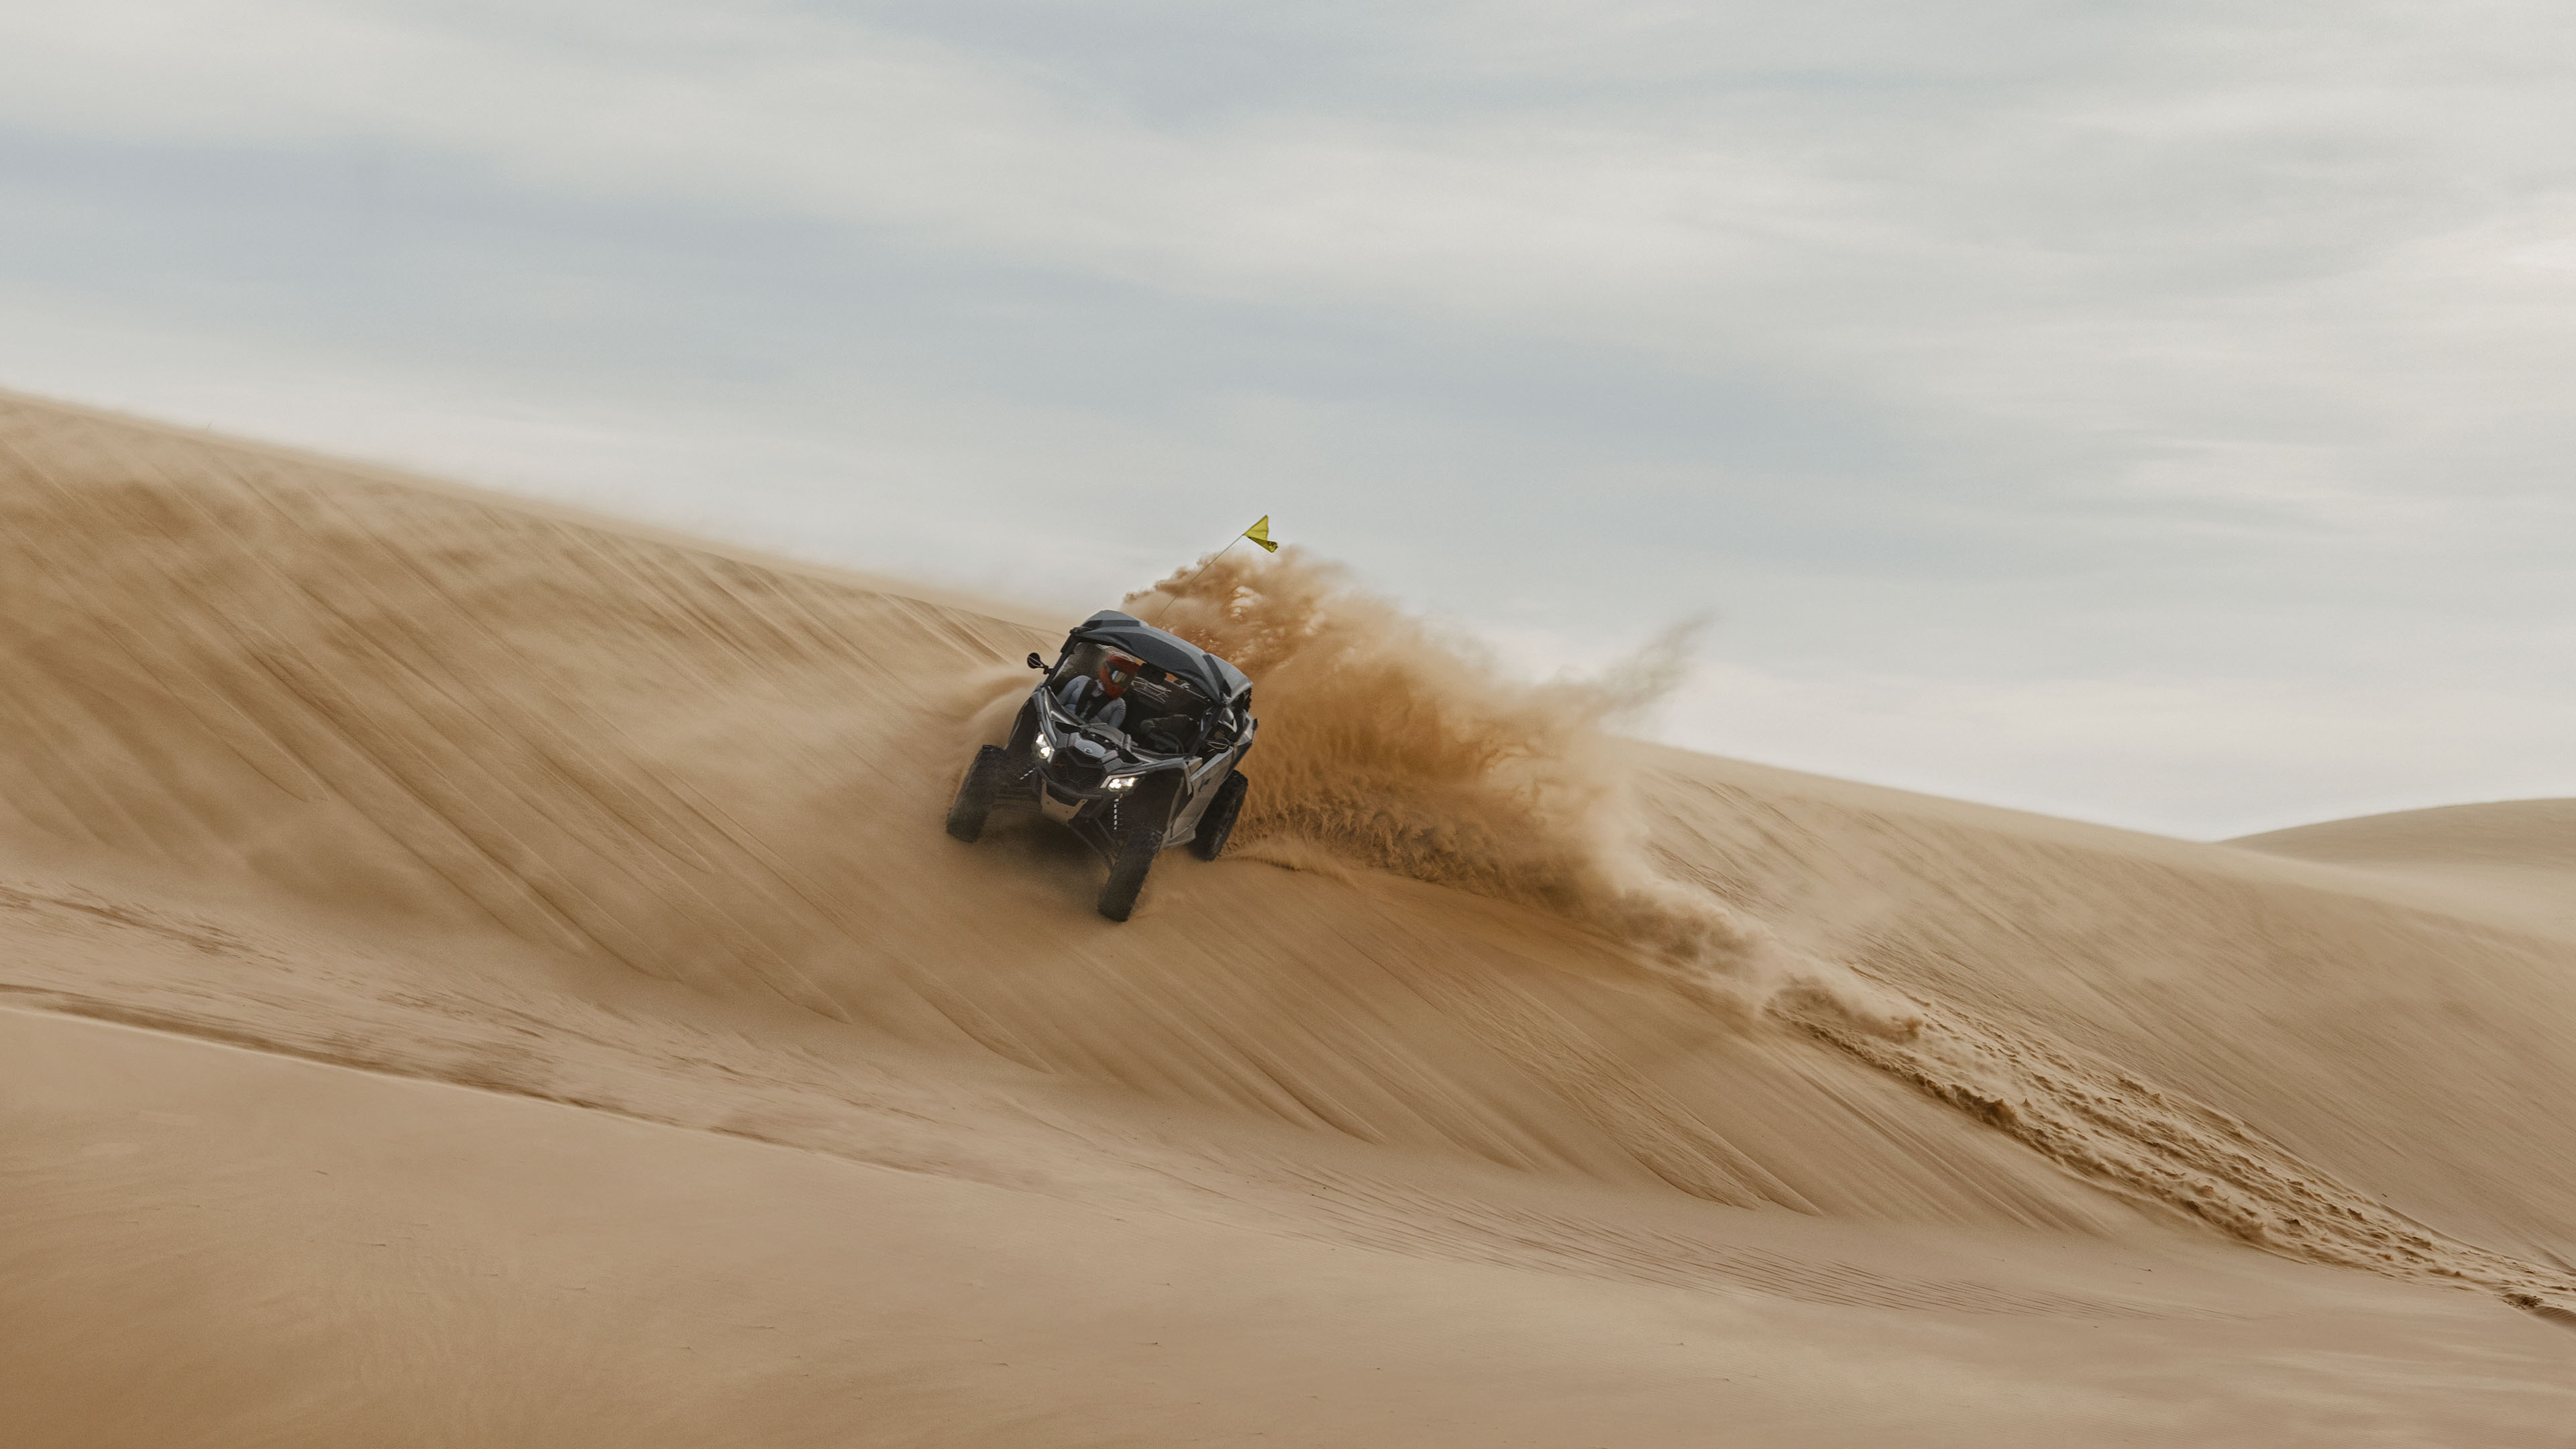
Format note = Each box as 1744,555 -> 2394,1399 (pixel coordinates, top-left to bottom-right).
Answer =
1097,829 -> 1163,921
1189,771 -> 1248,861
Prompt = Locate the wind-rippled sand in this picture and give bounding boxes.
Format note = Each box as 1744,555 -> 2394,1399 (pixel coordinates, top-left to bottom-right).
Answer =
4,390 -> 2571,1446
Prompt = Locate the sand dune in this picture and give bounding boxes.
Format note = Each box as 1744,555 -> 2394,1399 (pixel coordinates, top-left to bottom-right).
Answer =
2235,800 -> 2576,936
4,389 -> 2572,1444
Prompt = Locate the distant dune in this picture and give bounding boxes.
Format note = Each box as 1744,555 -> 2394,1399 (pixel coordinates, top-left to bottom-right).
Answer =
3,389 -> 2571,1446
2235,800 -> 2576,935
2239,798 -> 2576,867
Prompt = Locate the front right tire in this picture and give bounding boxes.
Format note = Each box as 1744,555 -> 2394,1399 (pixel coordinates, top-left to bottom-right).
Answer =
945,745 -> 1008,843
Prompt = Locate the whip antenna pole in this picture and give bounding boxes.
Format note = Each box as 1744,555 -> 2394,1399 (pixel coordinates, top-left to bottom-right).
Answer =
1144,538 -> 1238,624
1145,517 -> 1277,625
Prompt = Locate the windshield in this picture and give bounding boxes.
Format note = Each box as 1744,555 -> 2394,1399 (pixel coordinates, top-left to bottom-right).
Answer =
1049,642 -> 1214,755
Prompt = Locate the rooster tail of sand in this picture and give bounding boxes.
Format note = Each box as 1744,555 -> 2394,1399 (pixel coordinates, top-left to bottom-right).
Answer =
1106,548 -> 1919,1036
1102,549 -> 2574,1313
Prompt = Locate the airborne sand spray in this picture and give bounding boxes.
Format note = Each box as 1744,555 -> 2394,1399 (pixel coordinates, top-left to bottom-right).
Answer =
1122,548 -> 1919,1034
1114,549 -> 2576,1313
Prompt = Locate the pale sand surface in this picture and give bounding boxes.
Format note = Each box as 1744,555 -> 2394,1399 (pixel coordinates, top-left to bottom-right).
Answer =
4,390 -> 2573,1444
10,1010 -> 2571,1448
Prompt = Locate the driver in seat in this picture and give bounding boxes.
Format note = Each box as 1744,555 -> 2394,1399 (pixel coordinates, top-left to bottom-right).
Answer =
1056,654 -> 1140,732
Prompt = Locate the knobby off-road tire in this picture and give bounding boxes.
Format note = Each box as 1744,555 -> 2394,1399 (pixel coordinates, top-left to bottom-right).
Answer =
1097,829 -> 1163,922
945,746 -> 1008,843
1189,771 -> 1248,861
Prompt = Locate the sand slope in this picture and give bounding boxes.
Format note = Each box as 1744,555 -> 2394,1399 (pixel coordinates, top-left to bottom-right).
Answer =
16,1008 -> 2575,1449
4,389 -> 2572,1444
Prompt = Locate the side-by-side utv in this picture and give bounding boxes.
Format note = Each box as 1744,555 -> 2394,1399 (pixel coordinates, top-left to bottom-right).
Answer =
945,610 -> 1257,920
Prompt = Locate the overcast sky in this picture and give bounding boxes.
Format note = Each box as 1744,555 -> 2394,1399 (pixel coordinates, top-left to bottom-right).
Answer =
5,0 -> 2573,837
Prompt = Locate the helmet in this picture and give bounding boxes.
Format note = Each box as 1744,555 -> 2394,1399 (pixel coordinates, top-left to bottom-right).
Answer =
1099,654 -> 1142,697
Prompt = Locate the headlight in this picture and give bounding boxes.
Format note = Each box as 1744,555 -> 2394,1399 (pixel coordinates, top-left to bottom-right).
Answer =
1106,775 -> 1136,790
1036,740 -> 1053,760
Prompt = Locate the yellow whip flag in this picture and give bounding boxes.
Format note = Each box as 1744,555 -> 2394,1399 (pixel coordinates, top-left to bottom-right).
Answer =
1144,517 -> 1280,621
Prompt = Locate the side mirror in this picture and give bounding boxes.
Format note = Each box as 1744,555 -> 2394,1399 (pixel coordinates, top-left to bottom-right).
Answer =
1026,653 -> 1045,670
